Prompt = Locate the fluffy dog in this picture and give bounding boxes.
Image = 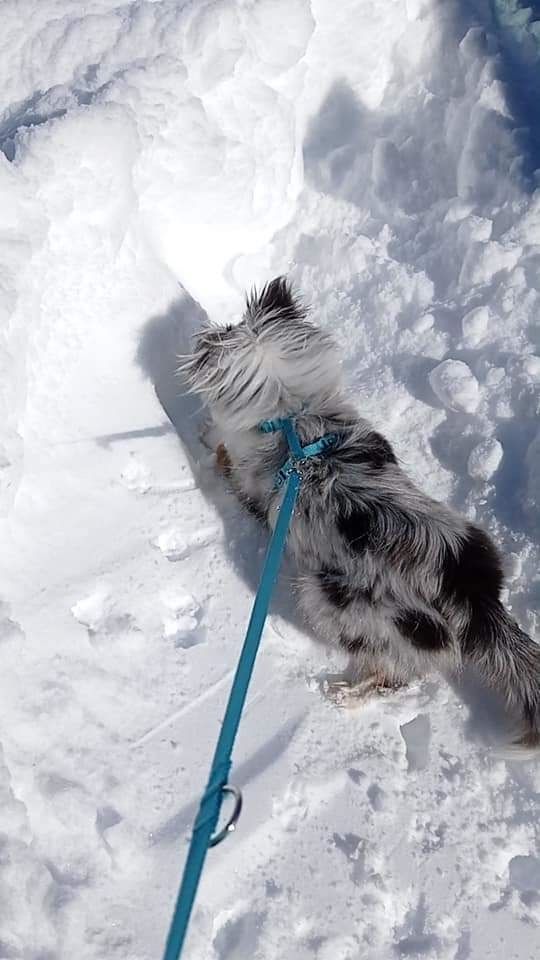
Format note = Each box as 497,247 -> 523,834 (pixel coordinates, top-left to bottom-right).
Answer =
180,277 -> 540,747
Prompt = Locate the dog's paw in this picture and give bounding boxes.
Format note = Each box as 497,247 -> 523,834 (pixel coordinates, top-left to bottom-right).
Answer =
320,673 -> 406,709
372,672 -> 409,695
320,675 -> 375,709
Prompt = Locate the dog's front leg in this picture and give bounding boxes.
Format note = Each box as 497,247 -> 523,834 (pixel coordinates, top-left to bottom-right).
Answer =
201,424 -> 267,522
215,442 -> 233,478
199,417 -> 234,476
199,415 -> 222,452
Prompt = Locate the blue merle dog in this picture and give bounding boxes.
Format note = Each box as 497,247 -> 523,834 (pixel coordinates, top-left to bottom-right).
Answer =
180,277 -> 540,748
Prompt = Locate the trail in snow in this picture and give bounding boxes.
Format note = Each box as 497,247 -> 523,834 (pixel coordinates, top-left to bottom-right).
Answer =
0,1 -> 539,959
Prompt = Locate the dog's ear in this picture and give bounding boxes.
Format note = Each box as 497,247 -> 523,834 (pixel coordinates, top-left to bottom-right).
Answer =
245,276 -> 305,327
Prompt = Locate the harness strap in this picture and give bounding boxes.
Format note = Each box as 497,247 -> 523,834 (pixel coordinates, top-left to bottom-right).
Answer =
259,416 -> 339,488
162,416 -> 338,960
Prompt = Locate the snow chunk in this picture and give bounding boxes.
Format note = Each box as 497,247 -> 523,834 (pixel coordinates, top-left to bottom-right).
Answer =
0,747 -> 54,956
521,355 -> 540,382
461,305 -> 489,346
458,215 -> 493,243
464,241 -> 522,287
71,587 -> 111,632
120,455 -> 152,493
246,0 -> 315,71
467,438 -> 503,481
444,200 -> 475,223
485,366 -> 506,387
413,313 -> 434,334
429,360 -> 480,413
164,615 -> 200,646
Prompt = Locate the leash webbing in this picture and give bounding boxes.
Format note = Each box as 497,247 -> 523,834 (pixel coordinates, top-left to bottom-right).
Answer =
162,418 -> 338,960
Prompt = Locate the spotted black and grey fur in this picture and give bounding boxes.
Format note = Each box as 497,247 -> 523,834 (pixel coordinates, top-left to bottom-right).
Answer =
179,277 -> 540,747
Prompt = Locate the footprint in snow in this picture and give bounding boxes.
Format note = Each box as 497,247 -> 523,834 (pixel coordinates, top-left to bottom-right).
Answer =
71,587 -> 143,647
400,714 -> 431,772
212,907 -> 266,960
38,771 -> 84,797
367,782 -> 386,811
332,832 -> 367,886
393,893 -> 442,958
154,525 -> 219,561
161,592 -> 205,648
120,456 -> 152,493
494,855 -> 540,923
272,780 -> 309,832
120,455 -> 196,495
96,805 -> 123,857
0,600 -> 25,643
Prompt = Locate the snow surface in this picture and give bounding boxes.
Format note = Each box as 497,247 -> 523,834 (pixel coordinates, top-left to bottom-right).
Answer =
1,1 -> 540,958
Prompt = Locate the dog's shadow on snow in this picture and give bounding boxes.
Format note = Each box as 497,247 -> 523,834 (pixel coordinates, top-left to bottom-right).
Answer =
136,287 -> 306,635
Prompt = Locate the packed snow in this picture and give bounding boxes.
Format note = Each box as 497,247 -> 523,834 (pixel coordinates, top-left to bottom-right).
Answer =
428,359 -> 480,413
467,437 -> 504,480
1,1 -> 539,959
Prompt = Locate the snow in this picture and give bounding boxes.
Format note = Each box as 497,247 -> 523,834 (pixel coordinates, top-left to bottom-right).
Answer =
429,359 -> 480,413
1,1 -> 539,959
467,437 -> 504,481
461,304 -> 490,346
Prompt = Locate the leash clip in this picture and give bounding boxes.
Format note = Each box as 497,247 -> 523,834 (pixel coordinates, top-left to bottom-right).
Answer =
209,784 -> 243,847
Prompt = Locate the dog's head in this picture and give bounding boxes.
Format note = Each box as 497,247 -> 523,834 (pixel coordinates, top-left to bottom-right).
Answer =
179,277 -> 343,429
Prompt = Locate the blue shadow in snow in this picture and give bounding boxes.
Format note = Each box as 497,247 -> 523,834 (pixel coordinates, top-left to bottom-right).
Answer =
135,286 -> 307,634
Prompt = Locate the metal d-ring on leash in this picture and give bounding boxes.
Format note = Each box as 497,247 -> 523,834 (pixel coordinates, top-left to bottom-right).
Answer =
162,417 -> 339,960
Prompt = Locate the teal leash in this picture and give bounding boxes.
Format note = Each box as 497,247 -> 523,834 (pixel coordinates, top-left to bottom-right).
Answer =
162,417 -> 338,960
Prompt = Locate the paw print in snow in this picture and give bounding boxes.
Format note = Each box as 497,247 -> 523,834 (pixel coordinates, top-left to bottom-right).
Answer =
121,454 -> 196,495
272,780 -> 308,832
71,587 -> 142,647
154,525 -> 219,561
161,592 -> 204,648
71,587 -> 112,633
120,455 -> 152,493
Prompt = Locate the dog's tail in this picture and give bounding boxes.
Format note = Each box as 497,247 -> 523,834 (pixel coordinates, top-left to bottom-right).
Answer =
464,599 -> 540,749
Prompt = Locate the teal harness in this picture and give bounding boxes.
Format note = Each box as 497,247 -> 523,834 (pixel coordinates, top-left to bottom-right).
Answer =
259,417 -> 340,488
162,416 -> 339,960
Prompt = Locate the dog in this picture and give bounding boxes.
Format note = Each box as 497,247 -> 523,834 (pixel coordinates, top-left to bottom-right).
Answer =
179,277 -> 540,748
